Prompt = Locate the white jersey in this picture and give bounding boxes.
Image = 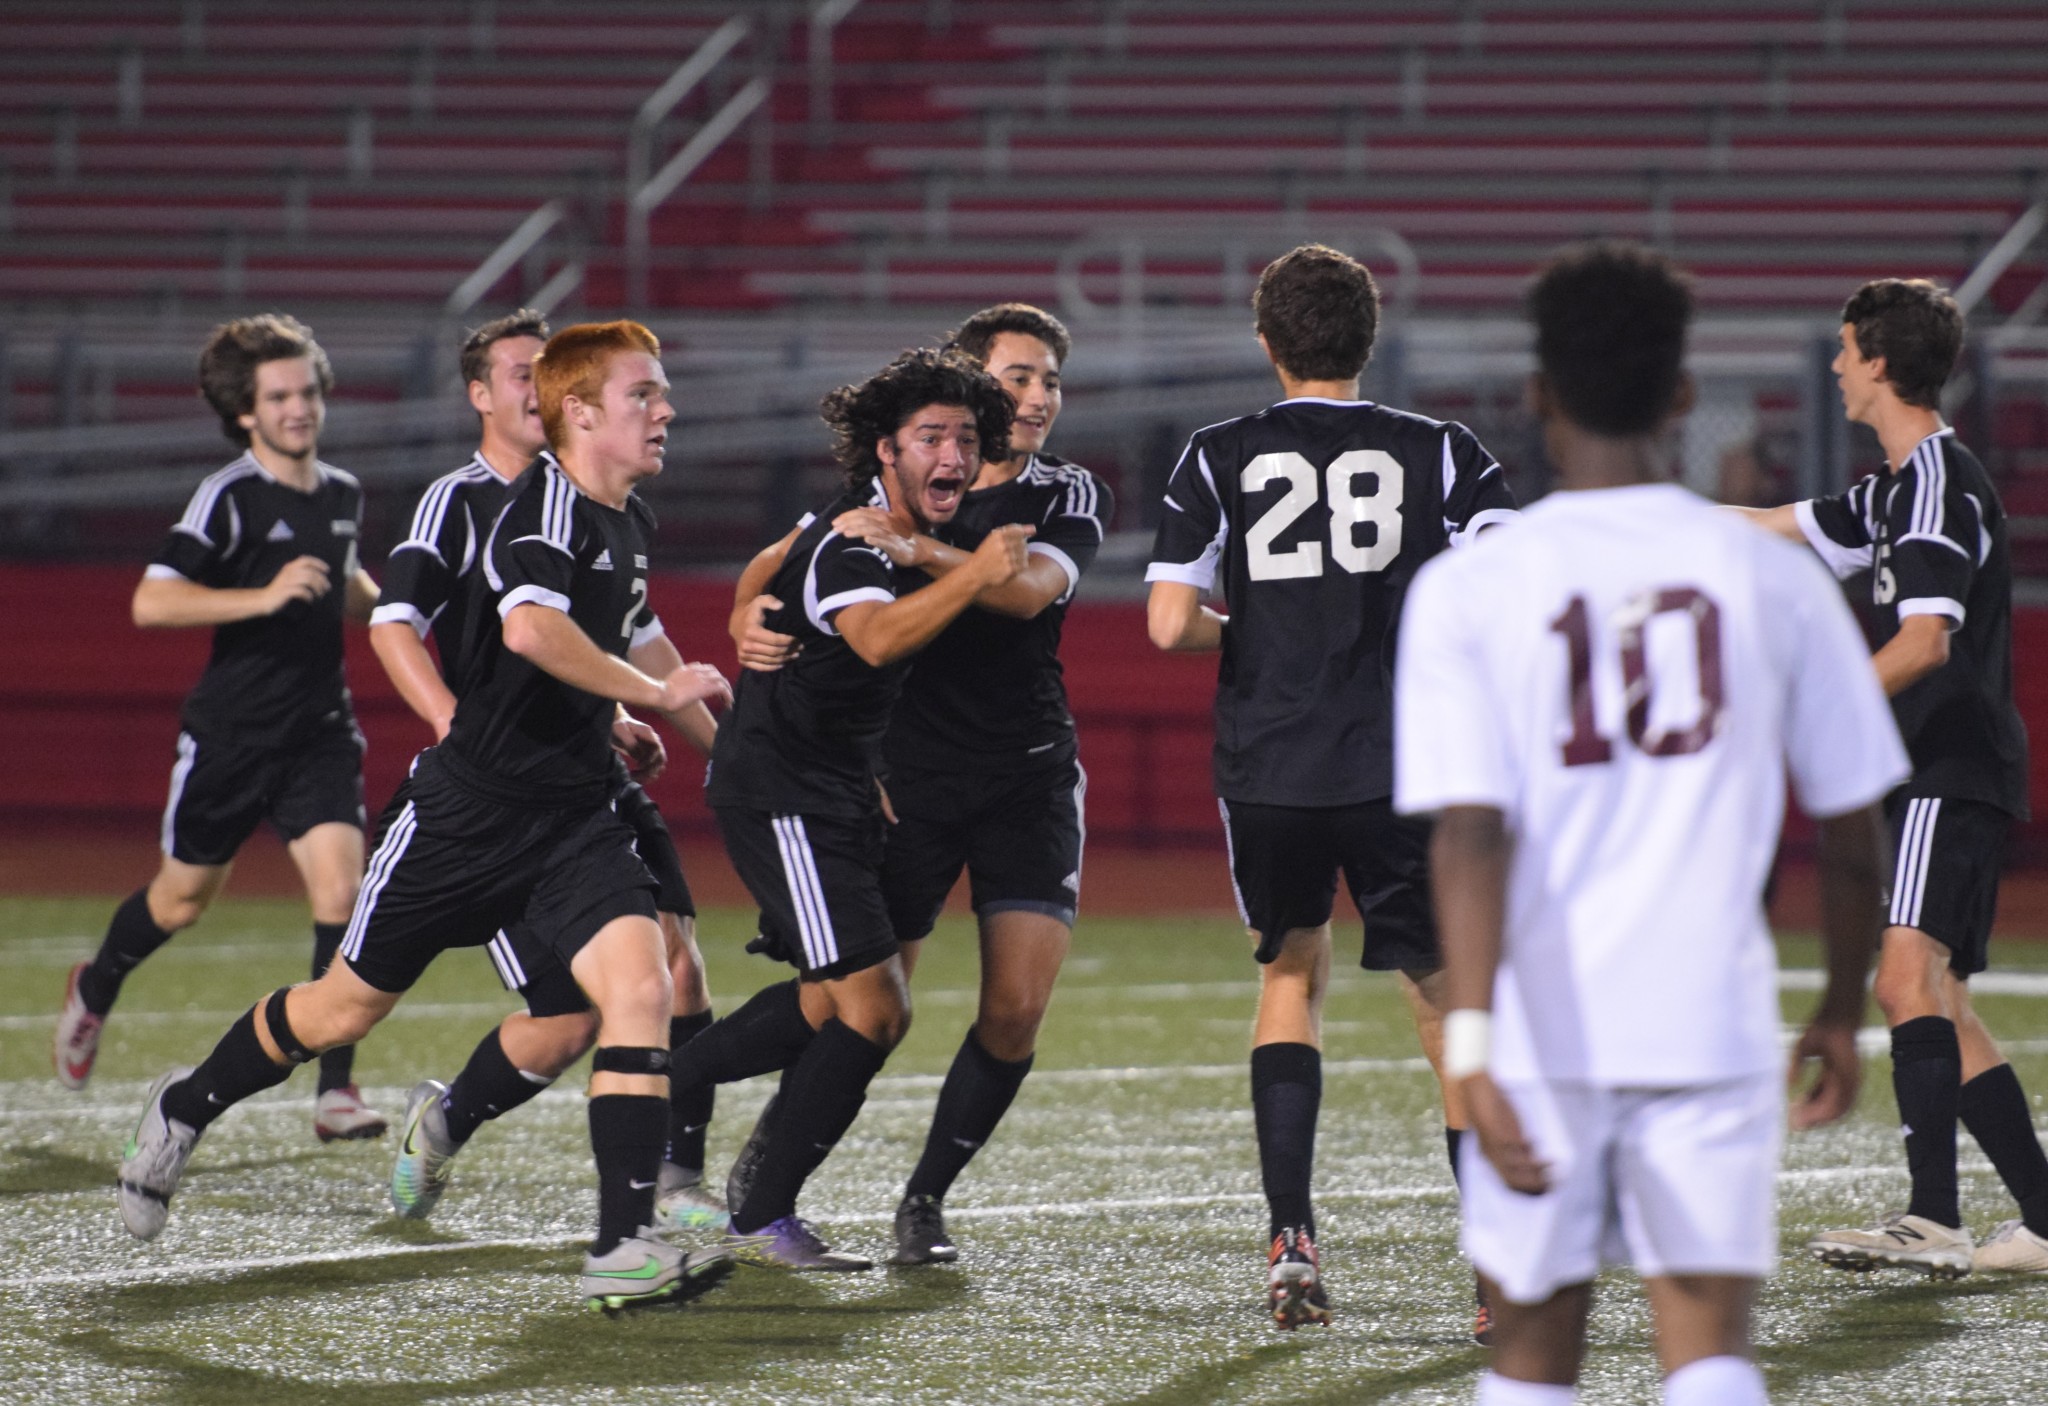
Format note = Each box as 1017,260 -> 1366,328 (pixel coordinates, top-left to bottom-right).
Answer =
1395,484 -> 1909,1085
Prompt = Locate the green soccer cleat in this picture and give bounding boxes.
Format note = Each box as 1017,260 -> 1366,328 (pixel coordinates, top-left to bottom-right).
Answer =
390,1079 -> 459,1219
581,1234 -> 733,1313
652,1162 -> 728,1236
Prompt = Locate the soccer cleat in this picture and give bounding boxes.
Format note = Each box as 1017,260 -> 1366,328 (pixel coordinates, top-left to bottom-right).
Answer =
1807,1212 -> 1974,1279
581,1233 -> 734,1313
390,1080 -> 459,1219
722,1215 -> 873,1272
1973,1219 -> 2048,1275
313,1083 -> 389,1143
119,1067 -> 199,1241
1266,1226 -> 1332,1329
652,1164 -> 728,1236
54,961 -> 105,1091
724,1092 -> 777,1213
889,1193 -> 959,1265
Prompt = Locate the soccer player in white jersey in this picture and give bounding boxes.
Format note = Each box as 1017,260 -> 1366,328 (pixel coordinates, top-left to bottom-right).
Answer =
1396,242 -> 1907,1406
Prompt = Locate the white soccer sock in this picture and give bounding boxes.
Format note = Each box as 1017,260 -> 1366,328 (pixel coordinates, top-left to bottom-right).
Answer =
1476,1371 -> 1575,1405
1664,1355 -> 1767,1406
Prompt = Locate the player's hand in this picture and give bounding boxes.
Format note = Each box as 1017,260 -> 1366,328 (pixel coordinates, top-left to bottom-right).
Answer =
968,523 -> 1034,589
1463,1072 -> 1551,1195
832,507 -> 922,567
733,595 -> 798,673
1787,1018 -> 1862,1130
655,662 -> 733,714
611,713 -> 667,782
264,555 -> 332,612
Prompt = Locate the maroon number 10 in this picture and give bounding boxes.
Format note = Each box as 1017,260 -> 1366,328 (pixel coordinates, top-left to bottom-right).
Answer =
1548,588 -> 1725,767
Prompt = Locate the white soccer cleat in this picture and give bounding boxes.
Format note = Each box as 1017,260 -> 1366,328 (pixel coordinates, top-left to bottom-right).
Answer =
652,1164 -> 728,1236
1807,1212 -> 1974,1279
119,1067 -> 200,1241
390,1080 -> 458,1219
314,1083 -> 390,1143
1973,1219 -> 2048,1275
53,961 -> 105,1091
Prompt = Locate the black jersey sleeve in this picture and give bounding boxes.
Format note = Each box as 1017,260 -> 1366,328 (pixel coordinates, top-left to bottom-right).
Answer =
1145,433 -> 1227,591
489,484 -> 580,620
1032,470 -> 1114,602
1440,423 -> 1518,546
149,475 -> 242,583
1796,476 -> 1881,581
803,533 -> 897,636
1884,456 -> 1980,627
372,478 -> 471,636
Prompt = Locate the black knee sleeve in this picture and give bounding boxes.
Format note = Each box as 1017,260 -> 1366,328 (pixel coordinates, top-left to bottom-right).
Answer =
592,1045 -> 672,1077
263,987 -> 315,1065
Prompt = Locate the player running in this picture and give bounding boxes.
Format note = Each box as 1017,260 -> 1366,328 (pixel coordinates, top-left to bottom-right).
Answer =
1744,278 -> 2048,1278
1400,239 -> 1904,1406
54,314 -> 387,1143
1144,244 -> 1516,1331
117,321 -> 737,1312
367,311 -> 725,1233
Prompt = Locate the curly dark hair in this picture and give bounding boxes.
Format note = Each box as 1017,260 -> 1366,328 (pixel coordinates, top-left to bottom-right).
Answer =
819,348 -> 1013,489
1842,278 -> 1963,411
944,302 -> 1073,367
197,313 -> 334,446
1254,244 -> 1380,382
460,308 -> 550,388
1528,240 -> 1694,438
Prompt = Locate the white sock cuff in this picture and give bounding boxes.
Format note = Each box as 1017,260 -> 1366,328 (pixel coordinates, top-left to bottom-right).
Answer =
1665,1355 -> 1767,1406
1477,1371 -> 1576,1406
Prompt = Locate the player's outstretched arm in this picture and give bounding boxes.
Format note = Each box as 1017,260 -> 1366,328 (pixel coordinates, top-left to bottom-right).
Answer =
834,524 -> 1033,667
501,603 -> 731,716
343,568 -> 379,625
830,506 -> 1068,619
370,620 -> 458,740
1789,801 -> 1887,1131
132,554 -> 330,629
1731,504 -> 1807,542
729,528 -> 801,671
628,632 -> 721,757
1145,581 -> 1224,652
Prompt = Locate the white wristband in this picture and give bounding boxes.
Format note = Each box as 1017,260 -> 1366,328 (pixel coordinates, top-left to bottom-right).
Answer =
1442,1008 -> 1493,1080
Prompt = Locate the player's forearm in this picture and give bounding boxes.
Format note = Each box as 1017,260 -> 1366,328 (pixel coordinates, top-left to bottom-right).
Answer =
370,621 -> 457,740
1732,503 -> 1808,542
1813,803 -> 1886,1028
131,575 -> 274,629
503,604 -> 667,709
343,569 -> 380,625
915,539 -> 1066,618
628,635 -> 718,752
1428,806 -> 1513,1012
729,530 -> 797,644
1873,616 -> 1951,696
1146,583 -> 1224,651
837,568 -> 989,667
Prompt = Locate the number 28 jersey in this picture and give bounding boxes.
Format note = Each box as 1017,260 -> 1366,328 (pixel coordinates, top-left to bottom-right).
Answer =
1145,398 -> 1517,806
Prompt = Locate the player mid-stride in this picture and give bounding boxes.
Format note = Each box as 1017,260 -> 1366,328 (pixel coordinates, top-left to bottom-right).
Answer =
1401,241 -> 1904,1406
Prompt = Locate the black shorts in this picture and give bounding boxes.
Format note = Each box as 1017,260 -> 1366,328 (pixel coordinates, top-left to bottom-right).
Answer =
881,757 -> 1086,944
715,806 -> 897,981
1886,794 -> 2010,978
338,751 -> 658,995
1219,797 -> 1439,972
159,727 -> 366,867
615,779 -> 695,918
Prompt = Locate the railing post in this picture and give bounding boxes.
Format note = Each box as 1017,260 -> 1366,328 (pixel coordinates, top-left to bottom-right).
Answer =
809,0 -> 862,141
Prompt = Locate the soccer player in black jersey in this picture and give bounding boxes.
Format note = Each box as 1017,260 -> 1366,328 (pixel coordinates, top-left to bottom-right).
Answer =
117,322 -> 739,1312
1145,245 -> 1518,1332
1744,279 -> 2048,1278
367,311 -> 726,1233
671,349 -> 1030,1271
54,314 -> 389,1143
728,304 -> 1112,1265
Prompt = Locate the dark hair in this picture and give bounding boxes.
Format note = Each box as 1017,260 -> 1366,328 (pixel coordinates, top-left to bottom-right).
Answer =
197,314 -> 334,446
819,348 -> 1013,489
944,302 -> 1073,367
1253,243 -> 1380,381
1528,240 -> 1694,437
1842,278 -> 1963,410
461,308 -> 550,388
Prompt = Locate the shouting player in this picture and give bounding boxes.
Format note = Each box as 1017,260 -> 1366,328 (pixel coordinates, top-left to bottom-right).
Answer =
1744,278 -> 2048,1278
1145,244 -> 1516,1330
55,314 -> 387,1143
1400,240 -> 1904,1406
117,321 -> 737,1312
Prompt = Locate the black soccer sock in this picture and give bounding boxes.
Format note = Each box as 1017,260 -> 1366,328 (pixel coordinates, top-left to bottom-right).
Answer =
161,1006 -> 295,1132
733,1019 -> 889,1233
1892,1016 -> 1963,1229
1445,1126 -> 1465,1189
588,1093 -> 669,1257
666,1010 -> 716,1172
309,922 -> 355,1095
78,889 -> 175,1016
669,979 -> 817,1090
1251,1041 -> 1322,1242
904,1027 -> 1034,1202
1960,1063 -> 2048,1237
441,1027 -> 551,1147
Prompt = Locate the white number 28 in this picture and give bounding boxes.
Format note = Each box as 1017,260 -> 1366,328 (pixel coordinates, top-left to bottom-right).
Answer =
1242,450 -> 1404,582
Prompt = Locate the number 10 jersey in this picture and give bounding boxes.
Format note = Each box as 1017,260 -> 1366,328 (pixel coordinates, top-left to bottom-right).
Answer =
1146,397 -> 1517,807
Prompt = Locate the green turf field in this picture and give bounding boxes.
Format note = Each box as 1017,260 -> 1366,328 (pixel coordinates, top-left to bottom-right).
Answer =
3,895 -> 2046,1405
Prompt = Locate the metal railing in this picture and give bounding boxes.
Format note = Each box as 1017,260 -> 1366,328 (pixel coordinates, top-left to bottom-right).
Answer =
627,76 -> 772,310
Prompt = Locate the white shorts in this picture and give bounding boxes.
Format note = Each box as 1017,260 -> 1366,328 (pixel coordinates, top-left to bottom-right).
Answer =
1460,1072 -> 1782,1305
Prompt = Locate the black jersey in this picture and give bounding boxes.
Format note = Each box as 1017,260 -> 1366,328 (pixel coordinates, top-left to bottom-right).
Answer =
883,453 -> 1113,773
706,481 -> 912,818
371,453 -> 518,694
1146,397 -> 1517,807
148,451 -> 364,749
440,458 -> 662,806
1800,429 -> 2029,818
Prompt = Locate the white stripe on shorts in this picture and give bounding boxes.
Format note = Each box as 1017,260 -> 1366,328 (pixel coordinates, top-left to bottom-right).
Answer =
486,930 -> 525,992
1216,798 -> 1251,927
771,814 -> 838,970
160,732 -> 198,857
342,802 -> 417,961
1891,797 -> 1941,930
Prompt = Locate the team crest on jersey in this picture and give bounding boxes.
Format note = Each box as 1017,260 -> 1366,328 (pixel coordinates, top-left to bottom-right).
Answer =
634,554 -> 648,569
592,549 -> 614,571
266,520 -> 295,541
